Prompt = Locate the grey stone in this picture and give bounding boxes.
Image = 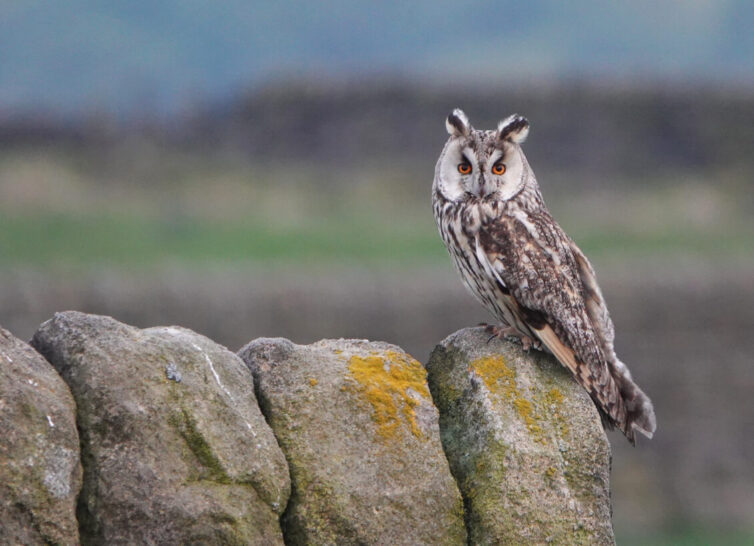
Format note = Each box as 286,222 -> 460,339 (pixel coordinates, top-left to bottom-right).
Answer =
0,325 -> 82,546
239,337 -> 466,545
31,311 -> 290,545
426,327 -> 615,545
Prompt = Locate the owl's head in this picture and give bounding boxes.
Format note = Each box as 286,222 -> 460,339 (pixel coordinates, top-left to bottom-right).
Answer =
434,108 -> 531,203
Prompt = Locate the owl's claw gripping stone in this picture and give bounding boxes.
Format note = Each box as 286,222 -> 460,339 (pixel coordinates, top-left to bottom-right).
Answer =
480,323 -> 539,351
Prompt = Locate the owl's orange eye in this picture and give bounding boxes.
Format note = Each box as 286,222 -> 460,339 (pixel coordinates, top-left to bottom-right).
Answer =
492,162 -> 506,175
458,162 -> 472,174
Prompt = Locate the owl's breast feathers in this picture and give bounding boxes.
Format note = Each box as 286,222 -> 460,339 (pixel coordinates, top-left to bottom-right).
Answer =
473,201 -> 655,443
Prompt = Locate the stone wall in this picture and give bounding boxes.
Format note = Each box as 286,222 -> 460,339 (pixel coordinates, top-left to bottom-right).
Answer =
1,311 -> 614,545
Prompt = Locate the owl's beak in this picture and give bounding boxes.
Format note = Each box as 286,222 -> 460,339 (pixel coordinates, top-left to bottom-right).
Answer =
473,175 -> 488,198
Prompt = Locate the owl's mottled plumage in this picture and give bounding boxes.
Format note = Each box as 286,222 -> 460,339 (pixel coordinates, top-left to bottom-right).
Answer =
432,108 -> 656,443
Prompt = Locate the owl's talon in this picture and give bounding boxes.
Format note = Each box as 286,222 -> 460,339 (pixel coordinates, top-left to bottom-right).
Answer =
480,324 -> 506,343
481,323 -> 540,351
506,329 -> 539,351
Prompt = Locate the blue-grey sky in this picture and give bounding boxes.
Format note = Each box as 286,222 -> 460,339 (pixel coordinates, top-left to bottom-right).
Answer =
1,1 -> 752,116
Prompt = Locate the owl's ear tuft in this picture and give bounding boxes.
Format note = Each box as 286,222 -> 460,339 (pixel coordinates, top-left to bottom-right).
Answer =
446,108 -> 471,137
497,114 -> 530,144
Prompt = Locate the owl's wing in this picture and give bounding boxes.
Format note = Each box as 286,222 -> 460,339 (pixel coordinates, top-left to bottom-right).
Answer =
566,241 -> 656,440
478,210 -> 655,442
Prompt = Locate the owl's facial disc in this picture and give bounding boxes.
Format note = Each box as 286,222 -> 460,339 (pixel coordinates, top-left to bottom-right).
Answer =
435,111 -> 531,203
437,137 -> 526,202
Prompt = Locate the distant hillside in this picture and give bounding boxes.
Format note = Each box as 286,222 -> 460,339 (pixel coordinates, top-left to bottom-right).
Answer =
4,81 -> 752,180
200,81 -> 754,176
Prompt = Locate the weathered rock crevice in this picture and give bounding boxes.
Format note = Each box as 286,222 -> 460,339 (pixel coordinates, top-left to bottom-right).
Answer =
237,337 -> 300,546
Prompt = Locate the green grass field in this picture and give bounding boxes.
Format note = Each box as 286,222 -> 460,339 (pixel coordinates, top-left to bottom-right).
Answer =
0,211 -> 444,267
0,209 -> 750,269
1,147 -> 751,269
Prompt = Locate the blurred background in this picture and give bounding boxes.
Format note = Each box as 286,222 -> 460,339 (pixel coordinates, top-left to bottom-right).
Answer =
1,2 -> 753,543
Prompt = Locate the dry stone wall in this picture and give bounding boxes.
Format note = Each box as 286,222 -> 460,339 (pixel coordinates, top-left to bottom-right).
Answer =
1,311 -> 614,545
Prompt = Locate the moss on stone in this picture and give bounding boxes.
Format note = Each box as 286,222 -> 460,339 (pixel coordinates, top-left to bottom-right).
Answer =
282,464 -> 348,545
461,435 -> 518,541
425,345 -> 464,408
171,408 -> 230,484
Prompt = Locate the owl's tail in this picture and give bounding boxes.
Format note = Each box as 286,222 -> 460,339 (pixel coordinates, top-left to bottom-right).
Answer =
533,323 -> 655,443
608,358 -> 656,445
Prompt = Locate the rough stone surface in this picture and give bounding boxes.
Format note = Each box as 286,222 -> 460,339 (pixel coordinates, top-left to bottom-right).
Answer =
426,327 -> 615,545
31,311 -> 290,545
239,337 -> 466,545
0,325 -> 82,545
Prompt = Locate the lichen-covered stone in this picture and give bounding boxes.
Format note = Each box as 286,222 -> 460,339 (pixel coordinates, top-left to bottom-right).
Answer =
239,337 -> 466,545
426,327 -> 615,545
0,325 -> 82,546
31,311 -> 290,545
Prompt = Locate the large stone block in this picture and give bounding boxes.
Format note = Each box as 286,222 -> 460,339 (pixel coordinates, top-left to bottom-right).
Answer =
426,327 -> 615,545
0,326 -> 82,545
240,337 -> 466,545
31,311 -> 290,545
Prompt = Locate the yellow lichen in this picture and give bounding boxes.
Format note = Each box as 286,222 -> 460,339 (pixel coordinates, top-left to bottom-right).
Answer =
545,387 -> 569,436
468,356 -> 516,397
308,377 -> 318,387
469,356 -> 548,442
346,350 -> 430,440
546,387 -> 564,405
513,397 -> 542,436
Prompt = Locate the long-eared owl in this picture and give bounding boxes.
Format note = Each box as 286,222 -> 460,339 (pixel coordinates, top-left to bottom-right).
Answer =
432,108 -> 656,443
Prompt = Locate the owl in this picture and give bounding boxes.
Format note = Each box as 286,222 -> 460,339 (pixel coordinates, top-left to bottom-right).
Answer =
432,108 -> 656,444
